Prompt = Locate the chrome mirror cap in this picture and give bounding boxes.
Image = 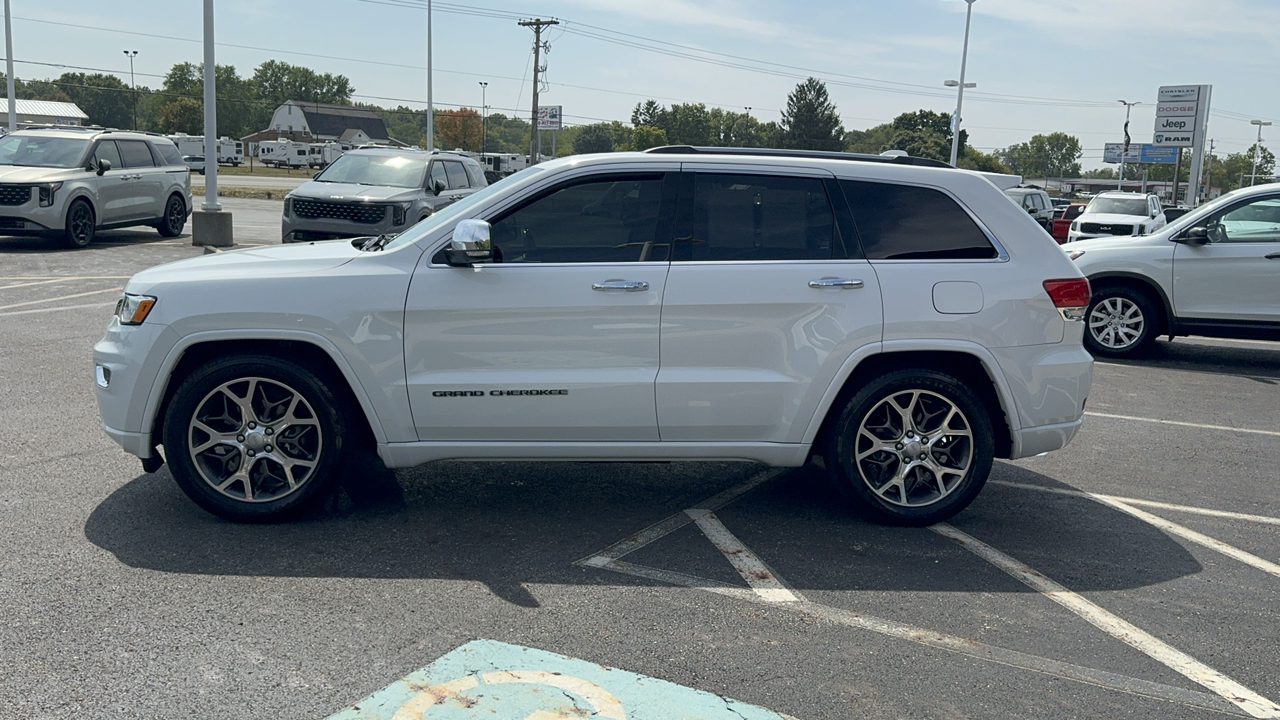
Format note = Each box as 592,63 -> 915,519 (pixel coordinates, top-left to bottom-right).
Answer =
446,219 -> 493,266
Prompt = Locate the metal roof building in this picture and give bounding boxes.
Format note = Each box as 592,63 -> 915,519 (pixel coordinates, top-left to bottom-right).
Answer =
2,99 -> 90,128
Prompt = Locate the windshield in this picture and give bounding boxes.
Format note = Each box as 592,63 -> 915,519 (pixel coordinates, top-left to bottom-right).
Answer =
0,135 -> 90,168
315,153 -> 426,188
1085,197 -> 1150,216
383,165 -> 549,252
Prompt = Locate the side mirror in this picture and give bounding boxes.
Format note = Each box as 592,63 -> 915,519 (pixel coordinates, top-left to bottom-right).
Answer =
95,158 -> 111,176
432,179 -> 446,196
1175,226 -> 1209,245
444,219 -> 493,266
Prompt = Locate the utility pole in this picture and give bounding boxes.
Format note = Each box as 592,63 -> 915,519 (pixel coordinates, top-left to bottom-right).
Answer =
1249,119 -> 1271,186
1204,139 -> 1214,197
519,18 -> 557,163
478,81 -> 487,161
4,0 -> 15,133
123,50 -> 138,130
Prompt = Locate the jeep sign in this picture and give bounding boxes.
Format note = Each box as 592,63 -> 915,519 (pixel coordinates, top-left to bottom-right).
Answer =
1155,116 -> 1196,132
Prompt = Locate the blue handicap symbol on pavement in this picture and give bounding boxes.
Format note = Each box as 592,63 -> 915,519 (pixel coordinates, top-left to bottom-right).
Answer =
326,639 -> 795,719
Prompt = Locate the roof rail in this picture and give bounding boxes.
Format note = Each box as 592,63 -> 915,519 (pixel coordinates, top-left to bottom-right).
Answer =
643,145 -> 953,169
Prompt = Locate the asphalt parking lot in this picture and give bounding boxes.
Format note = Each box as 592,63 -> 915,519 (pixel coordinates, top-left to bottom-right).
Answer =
1,219 -> 1278,719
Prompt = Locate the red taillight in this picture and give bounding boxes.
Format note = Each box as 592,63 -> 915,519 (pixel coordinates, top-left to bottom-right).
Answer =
1043,278 -> 1091,308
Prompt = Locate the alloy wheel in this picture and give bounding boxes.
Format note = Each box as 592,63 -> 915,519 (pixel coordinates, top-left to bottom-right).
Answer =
1089,297 -> 1145,350
187,377 -> 323,503
854,390 -> 974,508
68,203 -> 93,244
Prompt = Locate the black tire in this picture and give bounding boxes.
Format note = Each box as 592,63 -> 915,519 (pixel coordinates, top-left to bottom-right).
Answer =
1084,285 -> 1159,358
62,198 -> 95,248
824,369 -> 995,526
161,355 -> 349,522
157,194 -> 187,237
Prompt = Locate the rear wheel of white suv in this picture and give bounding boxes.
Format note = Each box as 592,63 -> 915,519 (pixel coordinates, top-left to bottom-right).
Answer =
161,355 -> 349,522
1084,285 -> 1158,358
825,370 -> 994,526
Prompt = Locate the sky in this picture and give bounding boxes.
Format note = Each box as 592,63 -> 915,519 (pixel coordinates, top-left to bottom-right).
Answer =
6,0 -> 1279,168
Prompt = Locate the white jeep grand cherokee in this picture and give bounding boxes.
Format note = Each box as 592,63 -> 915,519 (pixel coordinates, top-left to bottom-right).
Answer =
94,147 -> 1093,525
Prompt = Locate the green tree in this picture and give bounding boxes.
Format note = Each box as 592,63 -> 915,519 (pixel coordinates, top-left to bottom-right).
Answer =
42,73 -> 133,128
891,110 -> 965,157
887,128 -> 950,161
251,60 -> 353,109
780,78 -> 844,151
957,147 -> 1011,173
153,62 -> 262,139
156,97 -> 204,134
573,123 -> 616,154
1000,133 -> 1082,178
631,100 -> 665,128
629,125 -> 668,151
708,108 -> 765,147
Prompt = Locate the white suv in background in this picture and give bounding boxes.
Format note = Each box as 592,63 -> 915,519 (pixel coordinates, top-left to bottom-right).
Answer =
0,127 -> 191,248
1067,191 -> 1166,242
1069,183 -> 1280,357
94,147 -> 1093,526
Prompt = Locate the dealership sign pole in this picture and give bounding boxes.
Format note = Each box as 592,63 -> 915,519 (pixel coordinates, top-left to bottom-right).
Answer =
1154,85 -> 1211,206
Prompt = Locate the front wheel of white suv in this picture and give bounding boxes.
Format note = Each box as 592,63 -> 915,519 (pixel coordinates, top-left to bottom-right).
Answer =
1084,286 -> 1158,358
161,356 -> 349,522
824,370 -> 995,526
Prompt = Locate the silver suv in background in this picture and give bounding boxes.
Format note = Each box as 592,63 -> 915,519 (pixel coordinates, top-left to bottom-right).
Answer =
0,127 -> 192,248
281,148 -> 487,243
1004,186 -> 1054,231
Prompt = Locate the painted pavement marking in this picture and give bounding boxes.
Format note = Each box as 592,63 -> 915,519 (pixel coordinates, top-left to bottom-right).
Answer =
991,480 -> 1280,577
0,301 -> 117,317
933,523 -> 1280,718
325,639 -> 794,720
1084,411 -> 1280,438
991,480 -> 1280,527
686,508 -> 802,603
578,475 -> 1250,716
0,286 -> 122,312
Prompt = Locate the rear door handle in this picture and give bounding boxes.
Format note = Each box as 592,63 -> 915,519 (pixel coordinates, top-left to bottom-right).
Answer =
1266,252 -> 1280,259
809,277 -> 865,289
592,279 -> 649,292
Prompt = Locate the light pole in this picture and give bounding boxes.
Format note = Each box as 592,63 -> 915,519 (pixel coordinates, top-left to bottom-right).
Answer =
1249,119 -> 1271,186
426,0 -> 434,151
478,81 -> 487,161
4,0 -> 15,133
123,50 -> 138,130
1117,100 -> 1140,191
944,79 -> 975,163
947,0 -> 977,167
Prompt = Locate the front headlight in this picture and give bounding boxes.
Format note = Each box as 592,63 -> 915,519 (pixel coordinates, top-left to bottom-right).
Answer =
38,182 -> 63,207
283,197 -> 293,216
114,293 -> 156,325
392,202 -> 411,226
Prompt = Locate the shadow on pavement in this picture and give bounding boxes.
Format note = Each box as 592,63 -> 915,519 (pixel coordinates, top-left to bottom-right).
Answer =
0,231 -> 185,253
1106,339 -> 1280,382
85,455 -> 1201,606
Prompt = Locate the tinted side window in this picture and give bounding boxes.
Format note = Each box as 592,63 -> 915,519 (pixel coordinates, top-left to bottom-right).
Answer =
685,173 -> 835,261
428,162 -> 448,190
444,161 -> 470,189
464,162 -> 487,188
840,180 -> 998,260
118,140 -> 155,168
1214,196 -> 1280,243
488,174 -> 667,263
93,140 -> 122,169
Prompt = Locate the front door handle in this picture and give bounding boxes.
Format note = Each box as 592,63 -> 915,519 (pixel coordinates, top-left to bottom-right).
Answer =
809,277 -> 865,289
592,279 -> 650,292
1266,252 -> 1280,259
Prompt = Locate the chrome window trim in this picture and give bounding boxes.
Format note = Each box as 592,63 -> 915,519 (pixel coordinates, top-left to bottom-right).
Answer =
835,175 -> 1010,263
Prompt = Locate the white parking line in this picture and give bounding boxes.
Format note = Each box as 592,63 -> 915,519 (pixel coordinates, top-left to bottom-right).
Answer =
990,480 -> 1280,527
933,523 -> 1280,719
0,301 -> 117,318
0,276 -> 131,280
685,509 -> 801,603
0,287 -> 122,312
1093,495 -> 1280,579
0,278 -> 81,291
590,556 -> 1245,716
1085,411 -> 1280,438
